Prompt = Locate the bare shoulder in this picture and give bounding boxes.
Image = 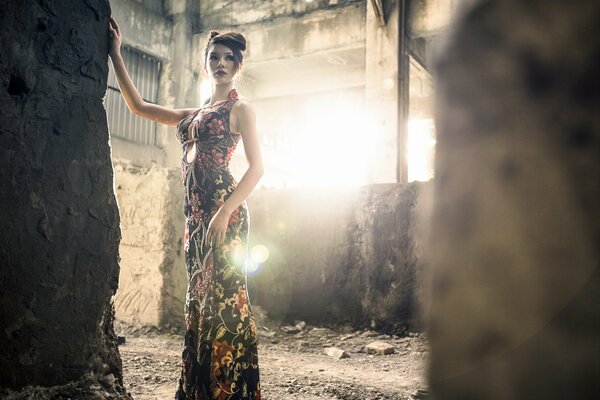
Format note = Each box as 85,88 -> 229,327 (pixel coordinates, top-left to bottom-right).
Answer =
231,98 -> 255,117
231,99 -> 255,134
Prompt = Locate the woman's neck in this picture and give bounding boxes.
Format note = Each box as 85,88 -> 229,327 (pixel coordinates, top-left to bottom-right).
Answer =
211,83 -> 234,104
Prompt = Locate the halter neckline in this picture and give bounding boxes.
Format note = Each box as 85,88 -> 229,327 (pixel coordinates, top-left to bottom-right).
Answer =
205,88 -> 238,108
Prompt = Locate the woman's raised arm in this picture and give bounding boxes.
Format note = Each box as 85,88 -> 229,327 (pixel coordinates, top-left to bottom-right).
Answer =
108,17 -> 196,126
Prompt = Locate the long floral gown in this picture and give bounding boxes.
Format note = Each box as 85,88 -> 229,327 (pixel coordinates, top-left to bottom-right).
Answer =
175,88 -> 260,400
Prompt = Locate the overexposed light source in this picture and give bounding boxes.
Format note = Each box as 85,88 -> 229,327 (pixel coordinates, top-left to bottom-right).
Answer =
383,78 -> 395,91
407,118 -> 436,182
262,96 -> 374,188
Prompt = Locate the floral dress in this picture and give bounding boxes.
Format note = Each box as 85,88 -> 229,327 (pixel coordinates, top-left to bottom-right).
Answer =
175,88 -> 260,400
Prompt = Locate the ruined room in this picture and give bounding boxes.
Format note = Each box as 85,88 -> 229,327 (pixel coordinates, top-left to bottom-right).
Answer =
1,0 -> 598,399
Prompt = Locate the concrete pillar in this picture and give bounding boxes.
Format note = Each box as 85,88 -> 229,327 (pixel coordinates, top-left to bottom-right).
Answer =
427,0 -> 600,398
163,0 -> 201,167
365,0 -> 401,183
0,0 -> 128,395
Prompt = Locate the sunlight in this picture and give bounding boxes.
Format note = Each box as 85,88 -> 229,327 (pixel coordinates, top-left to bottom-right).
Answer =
407,118 -> 436,182
258,96 -> 376,188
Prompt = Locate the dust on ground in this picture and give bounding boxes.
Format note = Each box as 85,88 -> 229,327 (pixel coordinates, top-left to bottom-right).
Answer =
117,309 -> 428,400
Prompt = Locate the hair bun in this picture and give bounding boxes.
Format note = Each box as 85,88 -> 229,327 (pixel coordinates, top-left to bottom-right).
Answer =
208,30 -> 220,42
228,32 -> 247,52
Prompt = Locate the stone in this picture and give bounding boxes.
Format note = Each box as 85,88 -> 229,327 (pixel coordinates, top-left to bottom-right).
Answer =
98,373 -> 115,388
281,325 -> 301,334
360,330 -> 379,338
365,341 -> 395,355
324,347 -> 350,359
308,327 -> 336,336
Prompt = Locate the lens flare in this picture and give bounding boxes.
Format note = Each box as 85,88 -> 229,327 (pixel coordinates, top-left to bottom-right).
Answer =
250,245 -> 270,264
245,260 -> 261,275
230,242 -> 247,267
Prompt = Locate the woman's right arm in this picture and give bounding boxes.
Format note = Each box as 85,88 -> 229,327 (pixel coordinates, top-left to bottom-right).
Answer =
108,17 -> 195,126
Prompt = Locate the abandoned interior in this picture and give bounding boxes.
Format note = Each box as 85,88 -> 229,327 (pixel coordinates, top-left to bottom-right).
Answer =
1,0 -> 599,399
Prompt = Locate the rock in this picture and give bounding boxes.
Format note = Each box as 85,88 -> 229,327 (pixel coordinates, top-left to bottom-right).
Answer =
339,333 -> 357,341
324,347 -> 350,359
259,330 -> 276,338
295,321 -> 306,330
365,341 -> 395,355
281,325 -> 301,334
98,373 -> 115,388
308,327 -> 335,336
410,388 -> 429,399
360,330 -> 378,338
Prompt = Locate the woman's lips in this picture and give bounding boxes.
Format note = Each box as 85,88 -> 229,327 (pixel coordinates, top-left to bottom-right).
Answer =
215,71 -> 226,76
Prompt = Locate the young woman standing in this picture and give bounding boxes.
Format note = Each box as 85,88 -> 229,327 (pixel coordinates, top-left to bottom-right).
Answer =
109,18 -> 262,400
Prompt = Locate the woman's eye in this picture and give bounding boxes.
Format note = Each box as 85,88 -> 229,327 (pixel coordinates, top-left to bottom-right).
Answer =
226,55 -> 234,61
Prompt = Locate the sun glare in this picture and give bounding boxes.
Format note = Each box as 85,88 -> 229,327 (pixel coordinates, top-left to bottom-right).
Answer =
407,118 -> 436,182
258,96 -> 376,188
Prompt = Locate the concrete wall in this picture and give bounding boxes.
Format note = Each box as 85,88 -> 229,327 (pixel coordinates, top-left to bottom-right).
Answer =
200,0 -> 364,28
0,0 -> 129,396
109,0 -> 200,331
426,0 -> 600,398
246,182 -> 432,332
109,0 -> 174,169
113,164 -> 187,330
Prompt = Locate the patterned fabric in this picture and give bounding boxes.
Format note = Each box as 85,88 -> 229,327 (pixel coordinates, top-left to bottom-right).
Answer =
175,88 -> 260,400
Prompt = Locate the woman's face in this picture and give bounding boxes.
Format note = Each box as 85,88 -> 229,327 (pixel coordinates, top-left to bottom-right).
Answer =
205,43 -> 238,84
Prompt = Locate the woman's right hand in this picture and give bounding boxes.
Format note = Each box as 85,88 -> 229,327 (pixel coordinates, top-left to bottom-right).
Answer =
108,17 -> 122,58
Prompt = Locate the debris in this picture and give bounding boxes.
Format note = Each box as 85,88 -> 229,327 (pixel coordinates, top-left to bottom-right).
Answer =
360,330 -> 378,338
410,388 -> 429,399
308,327 -> 335,336
98,373 -> 115,388
365,341 -> 395,355
324,347 -> 350,359
281,325 -> 301,334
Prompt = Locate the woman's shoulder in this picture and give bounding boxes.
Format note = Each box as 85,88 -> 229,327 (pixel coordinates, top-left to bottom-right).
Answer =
231,97 -> 255,116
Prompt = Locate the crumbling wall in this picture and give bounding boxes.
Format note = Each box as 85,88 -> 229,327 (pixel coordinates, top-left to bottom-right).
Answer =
200,0 -> 363,27
247,182 -> 430,332
113,164 -> 186,330
427,0 -> 600,398
0,0 -> 129,396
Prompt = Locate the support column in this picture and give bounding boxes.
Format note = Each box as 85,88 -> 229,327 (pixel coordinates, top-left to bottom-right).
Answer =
365,0 -> 403,183
163,0 -> 201,167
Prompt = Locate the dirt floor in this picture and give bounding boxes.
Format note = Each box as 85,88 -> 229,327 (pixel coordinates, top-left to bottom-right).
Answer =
117,311 -> 429,400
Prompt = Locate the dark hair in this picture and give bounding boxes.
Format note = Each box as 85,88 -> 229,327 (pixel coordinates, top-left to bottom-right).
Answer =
203,30 -> 247,73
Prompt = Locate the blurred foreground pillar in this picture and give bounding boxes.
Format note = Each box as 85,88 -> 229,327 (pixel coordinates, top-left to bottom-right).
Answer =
427,1 -> 600,399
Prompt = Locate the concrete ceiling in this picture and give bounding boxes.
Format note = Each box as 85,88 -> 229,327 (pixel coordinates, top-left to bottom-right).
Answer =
238,45 -> 366,99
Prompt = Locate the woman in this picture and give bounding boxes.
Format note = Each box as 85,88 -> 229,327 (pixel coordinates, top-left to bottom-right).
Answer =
108,17 -> 263,400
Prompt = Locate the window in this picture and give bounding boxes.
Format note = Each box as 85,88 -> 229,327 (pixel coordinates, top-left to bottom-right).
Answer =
106,46 -> 161,146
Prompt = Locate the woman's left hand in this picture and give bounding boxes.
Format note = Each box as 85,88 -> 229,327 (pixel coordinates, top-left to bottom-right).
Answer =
207,207 -> 231,247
